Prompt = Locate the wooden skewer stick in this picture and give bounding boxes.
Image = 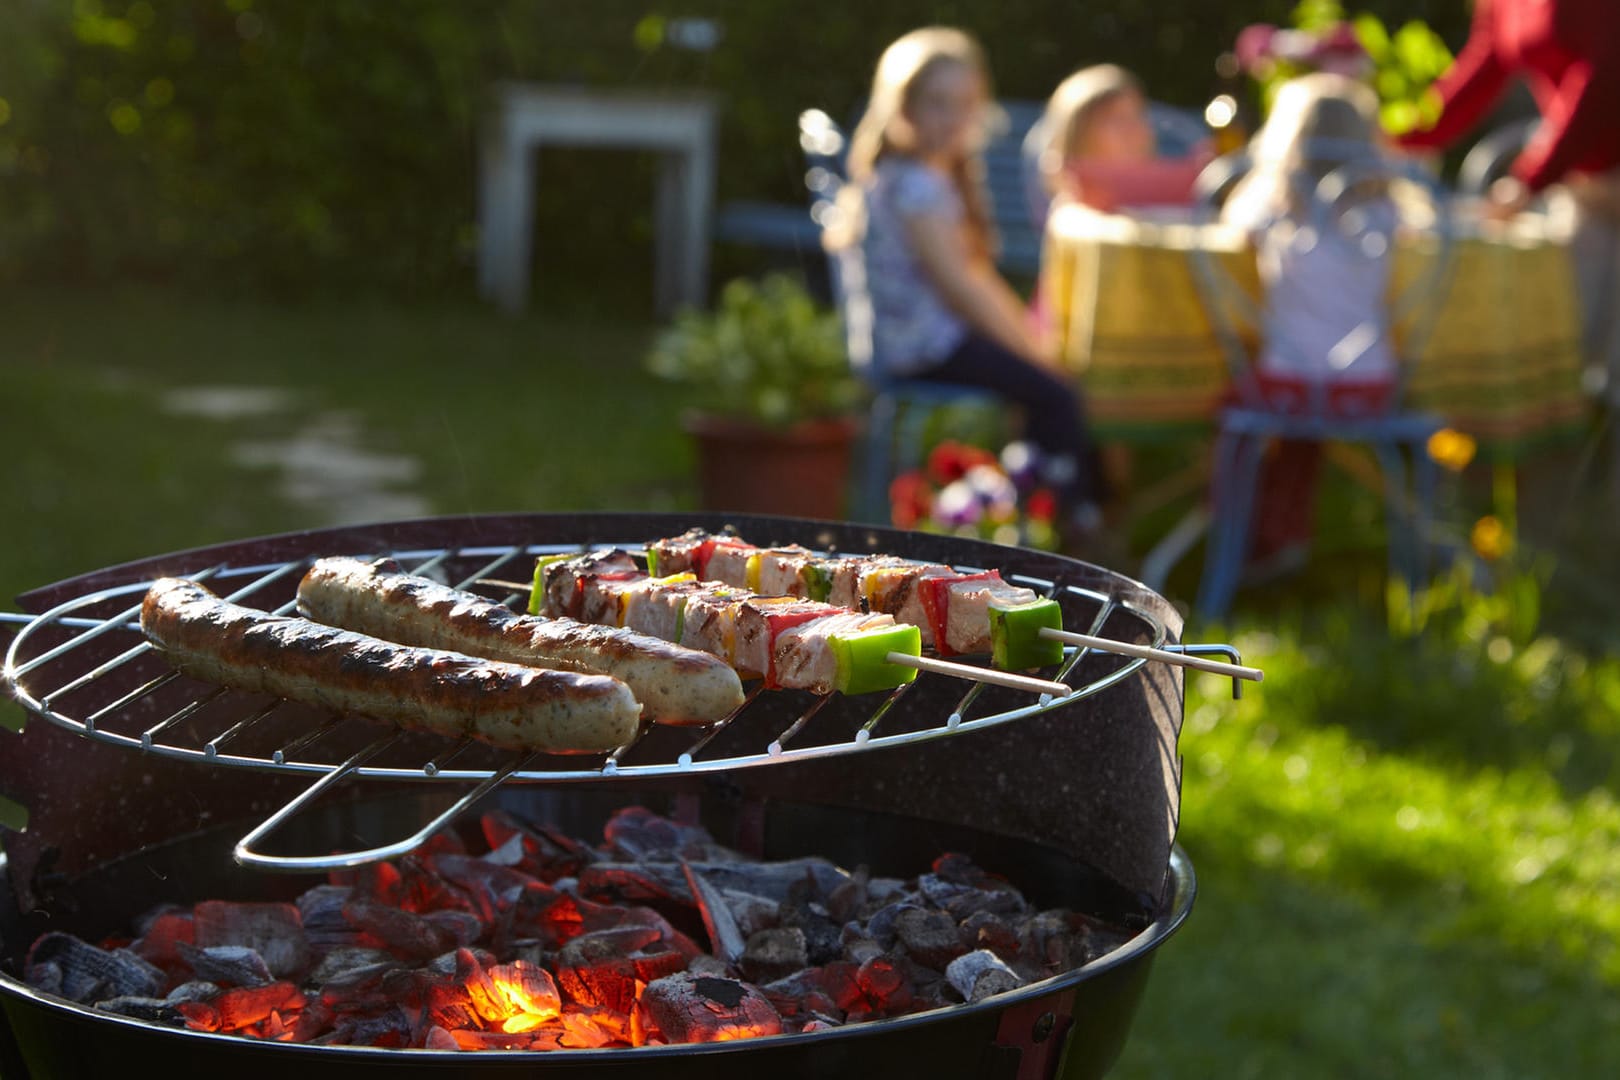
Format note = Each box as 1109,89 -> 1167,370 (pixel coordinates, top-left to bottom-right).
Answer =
1039,628 -> 1263,683
888,652 -> 1072,697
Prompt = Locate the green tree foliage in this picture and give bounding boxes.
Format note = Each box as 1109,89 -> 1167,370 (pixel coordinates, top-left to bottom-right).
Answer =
0,0 -> 1470,294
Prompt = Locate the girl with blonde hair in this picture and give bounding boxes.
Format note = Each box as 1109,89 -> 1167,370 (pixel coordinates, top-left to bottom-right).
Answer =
1033,64 -> 1206,217
830,27 -> 1104,528
1223,72 -> 1397,383
1220,72 -> 1403,567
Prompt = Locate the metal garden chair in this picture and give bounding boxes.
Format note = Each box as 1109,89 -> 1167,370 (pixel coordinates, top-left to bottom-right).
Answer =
1187,143 -> 1456,617
1456,118 -> 1538,198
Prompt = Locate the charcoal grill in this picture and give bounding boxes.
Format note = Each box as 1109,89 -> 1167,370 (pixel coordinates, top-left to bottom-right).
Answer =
0,512 -> 1226,1078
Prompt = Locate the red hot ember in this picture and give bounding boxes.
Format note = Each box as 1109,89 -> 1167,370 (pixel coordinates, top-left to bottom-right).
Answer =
23,807 -> 1137,1052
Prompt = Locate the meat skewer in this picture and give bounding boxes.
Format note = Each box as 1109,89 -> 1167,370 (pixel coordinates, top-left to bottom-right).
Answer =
537,551 -> 1072,698
647,529 -> 1065,670
141,577 -> 642,753
650,529 -> 1262,685
296,557 -> 745,726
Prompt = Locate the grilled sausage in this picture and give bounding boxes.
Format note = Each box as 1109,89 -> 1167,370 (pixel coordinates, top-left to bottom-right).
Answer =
296,557 -> 745,726
140,578 -> 641,753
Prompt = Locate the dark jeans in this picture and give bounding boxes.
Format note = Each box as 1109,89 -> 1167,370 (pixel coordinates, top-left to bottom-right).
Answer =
914,332 -> 1100,505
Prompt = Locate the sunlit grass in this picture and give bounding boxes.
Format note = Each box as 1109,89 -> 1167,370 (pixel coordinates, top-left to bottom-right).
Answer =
0,286 -> 701,606
1118,615 -> 1620,1077
1184,640 -> 1620,982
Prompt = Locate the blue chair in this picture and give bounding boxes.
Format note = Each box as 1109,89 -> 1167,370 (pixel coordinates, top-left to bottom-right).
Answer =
1187,144 -> 1456,618
1456,118 -> 1539,198
795,110 -> 1003,523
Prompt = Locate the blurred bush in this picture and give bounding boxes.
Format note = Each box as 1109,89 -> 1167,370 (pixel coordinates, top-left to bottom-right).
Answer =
0,0 -> 1468,296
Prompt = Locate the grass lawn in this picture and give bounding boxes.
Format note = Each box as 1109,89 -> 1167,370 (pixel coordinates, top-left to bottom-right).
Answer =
2,288 -> 1617,1075
0,286 -> 702,606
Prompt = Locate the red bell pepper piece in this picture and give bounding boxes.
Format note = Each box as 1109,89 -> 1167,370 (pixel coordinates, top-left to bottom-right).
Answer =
919,571 -> 1002,657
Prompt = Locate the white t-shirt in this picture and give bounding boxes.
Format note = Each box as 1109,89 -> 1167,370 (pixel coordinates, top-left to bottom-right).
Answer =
1224,180 -> 1398,382
850,158 -> 971,377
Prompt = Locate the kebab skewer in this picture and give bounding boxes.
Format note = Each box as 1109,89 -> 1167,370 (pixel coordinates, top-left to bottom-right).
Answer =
647,529 -> 1263,685
645,529 -> 1067,671
535,550 -> 1071,698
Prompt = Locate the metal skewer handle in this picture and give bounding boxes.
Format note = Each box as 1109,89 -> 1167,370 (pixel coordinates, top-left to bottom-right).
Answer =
1040,627 -> 1263,684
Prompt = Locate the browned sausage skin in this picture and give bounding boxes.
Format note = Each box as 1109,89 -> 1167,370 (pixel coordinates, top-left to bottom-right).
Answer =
140,577 -> 641,753
296,557 -> 744,726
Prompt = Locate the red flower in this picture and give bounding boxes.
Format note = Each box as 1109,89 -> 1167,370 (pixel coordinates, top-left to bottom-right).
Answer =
888,471 -> 933,529
1025,488 -> 1058,524
926,441 -> 996,485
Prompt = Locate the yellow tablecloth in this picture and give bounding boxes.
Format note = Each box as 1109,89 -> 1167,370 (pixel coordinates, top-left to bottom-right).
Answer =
1043,204 -> 1589,456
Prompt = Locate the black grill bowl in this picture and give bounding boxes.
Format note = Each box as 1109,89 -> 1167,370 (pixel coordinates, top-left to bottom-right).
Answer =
0,790 -> 1194,1079
0,512 -> 1197,1078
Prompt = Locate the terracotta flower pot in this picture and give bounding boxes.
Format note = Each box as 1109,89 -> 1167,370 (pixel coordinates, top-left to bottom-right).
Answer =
681,412 -> 860,520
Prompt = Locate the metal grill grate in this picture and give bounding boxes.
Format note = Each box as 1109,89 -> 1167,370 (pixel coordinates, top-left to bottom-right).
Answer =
3,538 -> 1243,870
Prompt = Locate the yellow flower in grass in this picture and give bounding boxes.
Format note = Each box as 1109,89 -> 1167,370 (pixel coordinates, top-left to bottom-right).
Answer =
1427,428 -> 1477,472
1471,515 -> 1511,562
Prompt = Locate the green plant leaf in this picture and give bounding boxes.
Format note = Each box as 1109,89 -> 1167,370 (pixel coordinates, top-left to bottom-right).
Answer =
1291,0 -> 1346,34
1351,13 -> 1390,63
640,273 -> 858,427
1394,21 -> 1453,82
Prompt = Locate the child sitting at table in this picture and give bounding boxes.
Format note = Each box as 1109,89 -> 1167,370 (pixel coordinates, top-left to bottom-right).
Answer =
826,27 -> 1106,536
1219,72 -> 1400,569
1032,64 -> 1208,219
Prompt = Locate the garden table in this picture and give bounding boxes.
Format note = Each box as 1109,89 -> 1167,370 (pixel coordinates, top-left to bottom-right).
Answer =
477,84 -> 718,317
1042,203 -> 1589,587
1042,203 -> 1588,458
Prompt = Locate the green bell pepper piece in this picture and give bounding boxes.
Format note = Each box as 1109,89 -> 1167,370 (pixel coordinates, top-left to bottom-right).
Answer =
528,554 -> 572,616
799,562 -> 833,603
831,624 -> 921,695
989,598 -> 1065,670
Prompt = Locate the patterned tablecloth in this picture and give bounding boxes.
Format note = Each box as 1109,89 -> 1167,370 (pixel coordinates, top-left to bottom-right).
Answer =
1043,204 -> 1589,457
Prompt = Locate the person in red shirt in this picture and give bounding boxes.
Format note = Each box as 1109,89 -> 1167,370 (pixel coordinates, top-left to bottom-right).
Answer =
1397,0 -> 1620,397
